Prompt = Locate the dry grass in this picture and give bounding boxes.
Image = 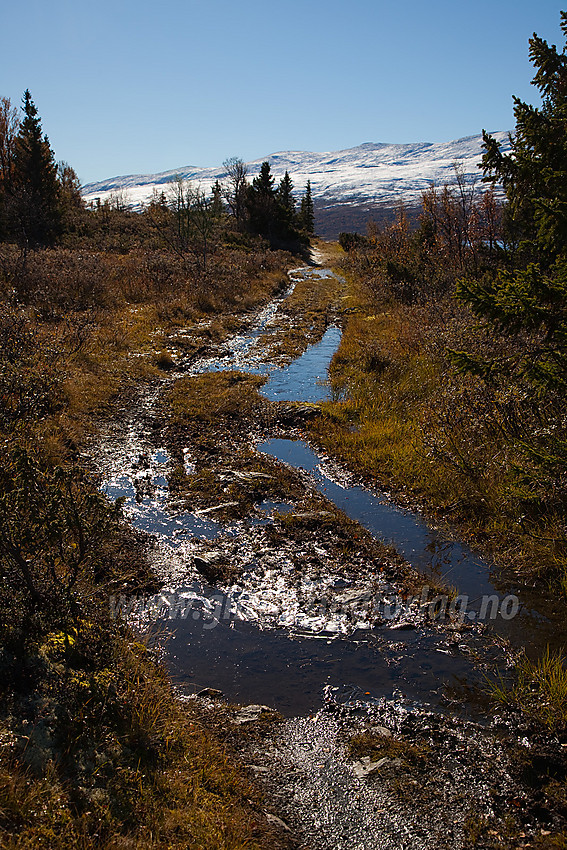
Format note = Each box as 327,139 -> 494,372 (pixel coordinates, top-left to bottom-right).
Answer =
348,730 -> 430,768
0,242 -> 298,849
306,268 -> 567,586
490,648 -> 567,732
0,639 -> 270,849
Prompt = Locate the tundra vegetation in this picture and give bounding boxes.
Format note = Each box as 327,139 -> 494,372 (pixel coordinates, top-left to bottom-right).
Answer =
0,89 -> 312,848
327,21 -> 567,836
2,9 -> 567,847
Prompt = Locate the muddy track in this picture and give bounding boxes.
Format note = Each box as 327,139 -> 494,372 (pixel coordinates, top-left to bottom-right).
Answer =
90,256 -> 567,849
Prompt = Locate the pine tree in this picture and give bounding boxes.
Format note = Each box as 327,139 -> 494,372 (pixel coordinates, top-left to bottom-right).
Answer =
12,90 -> 61,246
57,161 -> 84,234
251,161 -> 275,197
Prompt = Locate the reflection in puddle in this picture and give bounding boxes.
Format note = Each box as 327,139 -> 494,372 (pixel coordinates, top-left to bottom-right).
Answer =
164,612 -> 477,717
260,325 -> 342,402
102,450 -> 223,542
99,266 -> 519,714
258,439 -> 495,599
257,438 -> 563,655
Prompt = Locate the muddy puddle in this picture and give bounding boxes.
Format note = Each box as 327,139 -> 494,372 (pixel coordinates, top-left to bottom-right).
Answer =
259,324 -> 342,402
165,614 -> 476,716
98,263 -> 563,718
257,438 -> 564,657
104,437 -> 490,716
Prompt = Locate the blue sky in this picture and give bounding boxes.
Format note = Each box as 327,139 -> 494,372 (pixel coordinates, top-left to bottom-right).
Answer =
2,1 -> 565,183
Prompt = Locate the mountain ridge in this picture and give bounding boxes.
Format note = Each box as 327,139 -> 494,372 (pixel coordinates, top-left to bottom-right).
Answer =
82,132 -> 510,238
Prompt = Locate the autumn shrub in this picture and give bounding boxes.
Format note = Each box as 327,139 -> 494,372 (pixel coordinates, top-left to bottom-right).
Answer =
0,446 -> 154,663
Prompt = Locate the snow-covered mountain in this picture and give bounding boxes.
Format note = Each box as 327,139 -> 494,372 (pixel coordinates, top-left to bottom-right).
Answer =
82,132 -> 510,236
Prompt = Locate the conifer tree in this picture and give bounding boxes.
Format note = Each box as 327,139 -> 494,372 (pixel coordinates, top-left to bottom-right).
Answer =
481,13 -> 567,261
300,180 -> 315,235
247,161 -> 277,239
452,12 -> 567,492
12,90 -> 60,245
211,179 -> 224,218
455,12 -> 567,395
57,161 -> 84,234
277,171 -> 295,222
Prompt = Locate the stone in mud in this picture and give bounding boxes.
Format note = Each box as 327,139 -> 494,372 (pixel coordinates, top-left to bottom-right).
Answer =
369,725 -> 392,738
352,756 -> 389,779
196,687 -> 224,699
248,764 -> 269,775
337,589 -> 373,606
234,704 -> 275,725
193,551 -> 224,569
193,551 -> 229,583
264,812 -> 292,832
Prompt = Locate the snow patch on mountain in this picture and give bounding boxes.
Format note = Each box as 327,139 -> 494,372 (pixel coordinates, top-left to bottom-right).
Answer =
81,132 -> 510,211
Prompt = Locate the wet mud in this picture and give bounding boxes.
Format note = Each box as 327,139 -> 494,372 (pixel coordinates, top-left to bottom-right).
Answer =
91,257 -> 567,849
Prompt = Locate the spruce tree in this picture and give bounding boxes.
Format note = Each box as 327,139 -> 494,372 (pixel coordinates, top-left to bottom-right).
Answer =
211,179 -> 224,218
456,12 -> 567,395
300,180 -> 315,235
481,13 -> 567,261
247,161 -> 277,239
12,90 -> 60,246
277,171 -> 295,223
453,12 -> 567,499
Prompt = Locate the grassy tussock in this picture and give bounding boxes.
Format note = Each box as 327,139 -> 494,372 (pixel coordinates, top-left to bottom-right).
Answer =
490,648 -> 567,732
348,731 -> 430,768
159,371 -> 310,522
163,370 -> 267,428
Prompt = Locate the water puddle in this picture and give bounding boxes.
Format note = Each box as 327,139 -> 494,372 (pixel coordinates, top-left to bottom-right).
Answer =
257,438 -> 563,656
259,440 -> 497,598
163,610 -> 477,716
99,263 -> 562,717
188,266 -> 307,374
188,266 -> 342,405
260,325 -> 341,402
102,449 -> 223,542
